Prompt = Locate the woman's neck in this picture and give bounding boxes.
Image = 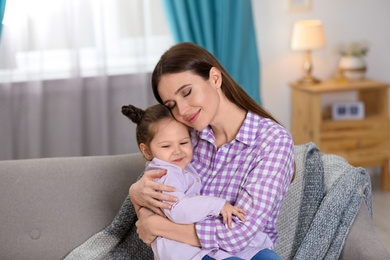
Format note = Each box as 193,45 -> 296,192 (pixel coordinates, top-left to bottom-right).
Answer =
209,92 -> 247,149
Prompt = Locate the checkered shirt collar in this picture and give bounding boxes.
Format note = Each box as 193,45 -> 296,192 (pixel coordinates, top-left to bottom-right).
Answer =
197,111 -> 260,147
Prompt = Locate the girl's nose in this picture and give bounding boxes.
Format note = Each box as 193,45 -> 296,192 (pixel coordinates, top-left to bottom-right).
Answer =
172,146 -> 181,155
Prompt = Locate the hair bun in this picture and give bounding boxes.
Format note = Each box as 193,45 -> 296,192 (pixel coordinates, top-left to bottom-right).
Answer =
121,104 -> 144,124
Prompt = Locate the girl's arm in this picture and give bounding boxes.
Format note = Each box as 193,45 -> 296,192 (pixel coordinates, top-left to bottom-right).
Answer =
149,164 -> 228,224
129,170 -> 178,216
136,207 -> 201,247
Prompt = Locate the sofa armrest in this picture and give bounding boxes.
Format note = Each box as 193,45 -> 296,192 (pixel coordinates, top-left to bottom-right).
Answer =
340,201 -> 390,260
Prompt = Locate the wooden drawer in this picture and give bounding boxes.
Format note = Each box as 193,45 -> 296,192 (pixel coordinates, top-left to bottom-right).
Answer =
290,79 -> 390,190
319,119 -> 390,166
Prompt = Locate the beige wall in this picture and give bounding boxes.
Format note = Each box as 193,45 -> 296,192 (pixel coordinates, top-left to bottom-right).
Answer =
252,0 -> 390,130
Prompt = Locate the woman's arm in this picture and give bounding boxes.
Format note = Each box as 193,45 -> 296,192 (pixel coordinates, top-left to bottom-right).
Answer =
129,170 -> 178,216
136,207 -> 201,247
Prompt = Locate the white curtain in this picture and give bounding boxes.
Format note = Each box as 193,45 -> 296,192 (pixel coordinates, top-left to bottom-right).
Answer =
0,0 -> 173,160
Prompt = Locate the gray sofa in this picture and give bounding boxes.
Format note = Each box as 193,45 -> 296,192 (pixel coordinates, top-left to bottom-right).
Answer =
1,144 -> 389,260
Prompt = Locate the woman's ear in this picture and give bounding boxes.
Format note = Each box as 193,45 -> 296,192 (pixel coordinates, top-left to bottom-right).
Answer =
139,143 -> 153,160
209,67 -> 222,88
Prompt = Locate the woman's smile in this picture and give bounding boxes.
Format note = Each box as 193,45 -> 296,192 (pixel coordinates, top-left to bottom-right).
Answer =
186,109 -> 201,124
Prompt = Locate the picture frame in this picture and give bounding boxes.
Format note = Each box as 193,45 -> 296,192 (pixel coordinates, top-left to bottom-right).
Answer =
287,0 -> 311,12
332,101 -> 365,121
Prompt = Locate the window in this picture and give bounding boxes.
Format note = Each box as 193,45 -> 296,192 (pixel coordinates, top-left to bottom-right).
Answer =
0,0 -> 173,82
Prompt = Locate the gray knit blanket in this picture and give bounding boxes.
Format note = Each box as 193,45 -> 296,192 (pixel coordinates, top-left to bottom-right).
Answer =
64,142 -> 372,260
275,142 -> 372,260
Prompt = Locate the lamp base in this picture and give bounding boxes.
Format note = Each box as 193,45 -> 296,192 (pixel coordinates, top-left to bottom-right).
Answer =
295,50 -> 321,86
296,75 -> 321,85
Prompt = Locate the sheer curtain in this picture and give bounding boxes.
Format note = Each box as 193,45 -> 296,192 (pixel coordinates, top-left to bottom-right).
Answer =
0,0 -> 173,160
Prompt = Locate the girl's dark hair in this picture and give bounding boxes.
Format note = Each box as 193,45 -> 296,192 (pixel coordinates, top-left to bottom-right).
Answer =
121,104 -> 173,147
151,42 -> 280,124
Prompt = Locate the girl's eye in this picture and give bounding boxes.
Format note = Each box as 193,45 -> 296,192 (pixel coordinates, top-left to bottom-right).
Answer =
161,145 -> 170,148
180,142 -> 189,145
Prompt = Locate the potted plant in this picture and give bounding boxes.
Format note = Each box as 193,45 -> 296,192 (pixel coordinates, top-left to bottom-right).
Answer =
335,41 -> 369,81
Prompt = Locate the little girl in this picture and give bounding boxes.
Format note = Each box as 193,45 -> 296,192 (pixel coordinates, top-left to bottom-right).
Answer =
122,103 -> 247,260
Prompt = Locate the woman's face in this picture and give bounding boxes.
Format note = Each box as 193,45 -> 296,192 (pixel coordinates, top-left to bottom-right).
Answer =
157,68 -> 221,131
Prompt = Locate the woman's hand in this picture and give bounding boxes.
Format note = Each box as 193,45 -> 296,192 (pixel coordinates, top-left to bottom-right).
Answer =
135,207 -> 161,247
129,170 -> 178,216
136,207 -> 201,248
220,202 -> 246,229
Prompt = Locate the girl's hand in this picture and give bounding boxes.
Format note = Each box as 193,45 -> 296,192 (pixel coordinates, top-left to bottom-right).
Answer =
129,170 -> 178,216
220,202 -> 247,229
135,207 -> 160,247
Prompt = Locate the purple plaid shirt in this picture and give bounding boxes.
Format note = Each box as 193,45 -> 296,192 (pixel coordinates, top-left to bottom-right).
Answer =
191,111 -> 295,254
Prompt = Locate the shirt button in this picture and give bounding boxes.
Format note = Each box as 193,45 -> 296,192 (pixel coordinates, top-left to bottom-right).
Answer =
196,193 -> 199,196
196,178 -> 200,182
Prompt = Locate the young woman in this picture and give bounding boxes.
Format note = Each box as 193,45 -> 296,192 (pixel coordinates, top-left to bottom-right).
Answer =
129,42 -> 295,260
122,103 -> 248,260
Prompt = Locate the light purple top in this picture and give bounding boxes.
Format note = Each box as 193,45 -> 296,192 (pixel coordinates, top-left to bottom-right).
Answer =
148,158 -> 228,260
191,111 -> 295,255
147,158 -> 226,224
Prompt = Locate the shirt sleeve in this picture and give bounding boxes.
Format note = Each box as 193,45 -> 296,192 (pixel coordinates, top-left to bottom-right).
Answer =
152,166 -> 226,224
195,133 -> 295,253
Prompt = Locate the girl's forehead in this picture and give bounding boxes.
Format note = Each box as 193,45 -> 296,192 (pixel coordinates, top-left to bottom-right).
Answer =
153,119 -> 189,136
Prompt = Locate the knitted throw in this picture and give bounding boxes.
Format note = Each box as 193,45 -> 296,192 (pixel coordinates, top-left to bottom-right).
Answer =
275,142 -> 372,259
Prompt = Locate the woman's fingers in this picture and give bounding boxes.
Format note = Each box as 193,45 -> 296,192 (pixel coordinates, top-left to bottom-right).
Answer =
151,189 -> 178,204
143,169 -> 166,180
149,179 -> 176,193
135,208 -> 161,247
129,170 -> 178,212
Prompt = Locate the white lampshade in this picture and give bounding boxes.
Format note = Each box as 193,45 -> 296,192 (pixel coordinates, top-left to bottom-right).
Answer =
291,20 -> 326,51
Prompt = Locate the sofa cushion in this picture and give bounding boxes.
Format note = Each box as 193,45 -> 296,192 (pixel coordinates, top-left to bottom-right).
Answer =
0,153 -> 145,260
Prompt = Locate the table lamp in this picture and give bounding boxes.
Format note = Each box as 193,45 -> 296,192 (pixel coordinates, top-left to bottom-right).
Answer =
291,20 -> 326,85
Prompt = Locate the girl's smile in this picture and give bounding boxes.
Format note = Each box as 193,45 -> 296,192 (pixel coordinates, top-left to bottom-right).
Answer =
142,119 -> 192,170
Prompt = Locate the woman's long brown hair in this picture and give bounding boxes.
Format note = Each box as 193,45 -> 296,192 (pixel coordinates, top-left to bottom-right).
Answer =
151,42 -> 280,124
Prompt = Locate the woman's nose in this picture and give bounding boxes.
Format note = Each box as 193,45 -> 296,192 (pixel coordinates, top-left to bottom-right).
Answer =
176,101 -> 188,116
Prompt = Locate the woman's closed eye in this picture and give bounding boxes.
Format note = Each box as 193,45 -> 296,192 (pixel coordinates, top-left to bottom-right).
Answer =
165,101 -> 175,110
182,88 -> 191,97
164,88 -> 191,110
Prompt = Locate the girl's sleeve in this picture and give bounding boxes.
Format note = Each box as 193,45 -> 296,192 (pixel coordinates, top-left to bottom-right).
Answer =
195,133 -> 295,254
153,166 -> 225,224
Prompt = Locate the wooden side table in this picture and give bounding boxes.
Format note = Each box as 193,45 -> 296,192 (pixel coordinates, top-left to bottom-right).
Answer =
290,79 -> 390,191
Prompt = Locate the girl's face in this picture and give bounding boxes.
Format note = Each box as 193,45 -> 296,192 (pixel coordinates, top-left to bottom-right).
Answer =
142,119 -> 192,170
157,68 -> 221,131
